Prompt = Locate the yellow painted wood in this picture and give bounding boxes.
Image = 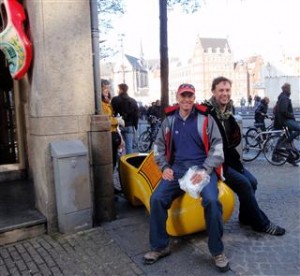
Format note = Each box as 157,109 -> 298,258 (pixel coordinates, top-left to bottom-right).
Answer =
120,152 -> 235,236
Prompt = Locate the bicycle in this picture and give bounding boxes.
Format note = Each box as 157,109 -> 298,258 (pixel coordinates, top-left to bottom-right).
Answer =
242,127 -> 283,162
242,116 -> 278,162
244,116 -> 274,145
263,126 -> 300,166
137,115 -> 161,152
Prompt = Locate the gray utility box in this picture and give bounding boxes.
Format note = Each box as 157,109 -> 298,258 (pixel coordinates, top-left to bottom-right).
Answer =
50,140 -> 92,234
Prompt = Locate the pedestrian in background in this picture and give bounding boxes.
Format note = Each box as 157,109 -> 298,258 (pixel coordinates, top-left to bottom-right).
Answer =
111,83 -> 139,154
144,83 -> 230,272
138,103 -> 147,120
274,83 -> 300,141
147,99 -> 162,119
240,97 -> 246,111
254,96 -> 270,131
248,95 -> 253,109
205,76 -> 285,236
254,95 -> 261,108
273,83 -> 300,166
101,79 -> 124,170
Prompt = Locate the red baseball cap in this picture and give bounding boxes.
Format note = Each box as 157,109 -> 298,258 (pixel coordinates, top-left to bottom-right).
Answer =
177,83 -> 195,95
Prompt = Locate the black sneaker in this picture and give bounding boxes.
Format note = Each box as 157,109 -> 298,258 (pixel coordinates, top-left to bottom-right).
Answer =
287,159 -> 299,166
238,215 -> 251,226
272,154 -> 284,163
114,188 -> 122,195
262,223 -> 286,236
287,151 -> 300,166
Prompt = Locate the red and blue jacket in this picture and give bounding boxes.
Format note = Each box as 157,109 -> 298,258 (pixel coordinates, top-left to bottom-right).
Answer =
153,104 -> 224,179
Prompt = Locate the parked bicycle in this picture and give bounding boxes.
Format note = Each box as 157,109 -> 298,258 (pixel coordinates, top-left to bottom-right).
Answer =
242,117 -> 277,162
137,115 -> 161,152
242,127 -> 282,162
244,116 -> 274,145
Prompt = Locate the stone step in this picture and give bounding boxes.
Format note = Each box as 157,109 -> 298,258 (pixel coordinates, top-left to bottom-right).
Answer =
0,219 -> 46,246
0,179 -> 47,245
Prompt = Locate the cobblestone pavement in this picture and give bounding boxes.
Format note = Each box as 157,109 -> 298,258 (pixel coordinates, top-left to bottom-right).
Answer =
0,228 -> 142,276
0,160 -> 299,275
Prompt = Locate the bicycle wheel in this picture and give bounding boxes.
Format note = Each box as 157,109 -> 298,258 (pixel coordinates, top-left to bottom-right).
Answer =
137,131 -> 151,152
242,143 -> 261,162
245,128 -> 260,147
293,135 -> 300,152
292,136 -> 300,164
263,135 -> 287,166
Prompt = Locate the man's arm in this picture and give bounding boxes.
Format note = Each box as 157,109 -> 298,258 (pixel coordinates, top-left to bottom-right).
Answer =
202,115 -> 224,175
153,118 -> 170,172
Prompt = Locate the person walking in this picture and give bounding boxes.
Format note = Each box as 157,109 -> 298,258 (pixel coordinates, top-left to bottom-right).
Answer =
204,76 -> 285,236
143,83 -> 230,272
111,83 -> 139,154
248,95 -> 253,109
240,97 -> 246,112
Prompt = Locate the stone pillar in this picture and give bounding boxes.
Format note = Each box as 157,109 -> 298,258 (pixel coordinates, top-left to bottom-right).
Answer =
24,1 -> 96,232
90,115 -> 116,223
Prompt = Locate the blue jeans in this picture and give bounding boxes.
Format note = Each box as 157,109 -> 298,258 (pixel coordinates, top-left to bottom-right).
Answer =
149,162 -> 224,256
120,126 -> 135,154
224,166 -> 269,230
285,119 -> 300,142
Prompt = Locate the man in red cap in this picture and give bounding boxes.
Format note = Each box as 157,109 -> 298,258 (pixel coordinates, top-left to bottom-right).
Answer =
143,84 -> 230,272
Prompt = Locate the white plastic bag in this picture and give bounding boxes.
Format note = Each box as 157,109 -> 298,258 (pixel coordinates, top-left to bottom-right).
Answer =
178,166 -> 210,199
116,116 -> 125,128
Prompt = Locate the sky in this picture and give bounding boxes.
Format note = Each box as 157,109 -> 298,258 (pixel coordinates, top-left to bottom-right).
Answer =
106,0 -> 300,62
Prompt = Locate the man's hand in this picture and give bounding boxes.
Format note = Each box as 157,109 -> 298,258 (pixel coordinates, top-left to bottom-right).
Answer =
190,171 -> 205,185
162,168 -> 174,181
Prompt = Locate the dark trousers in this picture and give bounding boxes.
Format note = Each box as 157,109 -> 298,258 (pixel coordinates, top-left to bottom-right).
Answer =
285,119 -> 300,142
224,166 -> 269,231
149,163 -> 224,256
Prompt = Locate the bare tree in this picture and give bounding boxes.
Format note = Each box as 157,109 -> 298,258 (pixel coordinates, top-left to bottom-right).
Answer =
98,0 -> 125,59
160,0 -> 202,113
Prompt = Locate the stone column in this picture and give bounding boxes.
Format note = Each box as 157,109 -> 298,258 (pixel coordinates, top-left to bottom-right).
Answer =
90,115 -> 116,223
24,1 -> 114,231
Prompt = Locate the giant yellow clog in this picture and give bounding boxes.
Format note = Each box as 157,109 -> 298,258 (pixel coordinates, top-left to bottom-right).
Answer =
119,152 -> 234,236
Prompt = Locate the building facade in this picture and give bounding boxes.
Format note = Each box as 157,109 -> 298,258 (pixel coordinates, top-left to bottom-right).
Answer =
169,37 -> 238,104
0,1 -> 115,237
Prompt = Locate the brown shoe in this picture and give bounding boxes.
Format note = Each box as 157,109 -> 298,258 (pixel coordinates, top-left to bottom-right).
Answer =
143,246 -> 171,265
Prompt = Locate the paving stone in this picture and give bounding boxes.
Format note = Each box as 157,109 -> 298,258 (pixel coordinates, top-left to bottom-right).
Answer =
0,159 -> 299,275
0,265 -> 9,276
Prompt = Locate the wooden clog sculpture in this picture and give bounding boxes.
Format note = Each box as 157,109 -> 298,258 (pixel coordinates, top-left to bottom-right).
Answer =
119,152 -> 235,236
